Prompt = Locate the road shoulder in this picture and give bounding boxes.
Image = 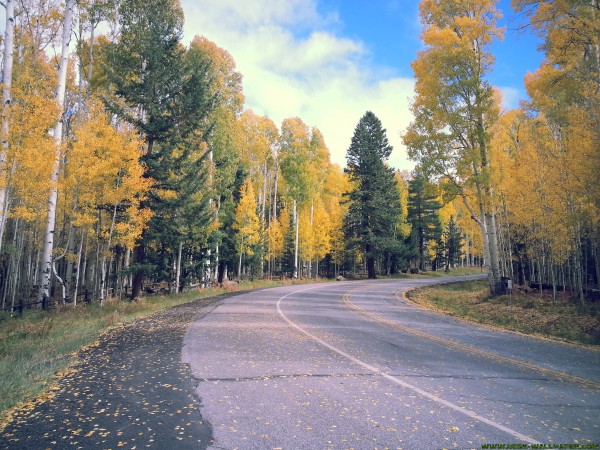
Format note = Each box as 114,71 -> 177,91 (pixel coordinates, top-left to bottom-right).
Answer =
0,296 -> 225,450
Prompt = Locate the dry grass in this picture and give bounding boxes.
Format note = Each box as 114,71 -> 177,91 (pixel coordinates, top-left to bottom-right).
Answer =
408,279 -> 600,346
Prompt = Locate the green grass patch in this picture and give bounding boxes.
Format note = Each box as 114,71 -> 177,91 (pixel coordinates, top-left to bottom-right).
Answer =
375,266 -> 484,280
410,267 -> 486,278
408,279 -> 600,346
0,278 -> 313,424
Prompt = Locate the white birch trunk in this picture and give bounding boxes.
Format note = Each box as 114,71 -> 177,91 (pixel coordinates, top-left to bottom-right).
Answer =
293,200 -> 299,279
308,201 -> 313,278
272,161 -> 279,220
175,241 -> 182,293
123,246 -> 131,294
214,243 -> 219,283
38,0 -> 75,305
100,196 -> 119,306
72,227 -> 84,306
485,211 -> 502,294
238,235 -> 244,280
204,248 -> 211,287
0,0 -> 16,251
464,231 -> 470,267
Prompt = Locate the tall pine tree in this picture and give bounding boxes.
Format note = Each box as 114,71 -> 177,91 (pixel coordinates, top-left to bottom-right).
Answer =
103,0 -> 214,298
344,111 -> 400,279
407,174 -> 442,271
443,215 -> 463,271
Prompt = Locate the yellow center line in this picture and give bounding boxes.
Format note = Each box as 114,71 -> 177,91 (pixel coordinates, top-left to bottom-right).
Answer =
343,285 -> 600,390
276,284 -> 542,444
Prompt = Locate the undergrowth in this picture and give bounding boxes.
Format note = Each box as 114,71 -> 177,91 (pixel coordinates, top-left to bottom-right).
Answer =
408,279 -> 600,346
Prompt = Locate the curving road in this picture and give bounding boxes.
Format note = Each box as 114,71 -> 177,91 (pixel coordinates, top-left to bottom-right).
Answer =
183,276 -> 600,449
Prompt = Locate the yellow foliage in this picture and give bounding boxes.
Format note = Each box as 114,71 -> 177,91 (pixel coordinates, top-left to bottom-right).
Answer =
66,100 -> 151,249
266,215 -> 285,261
490,103 -> 598,266
5,48 -> 59,223
233,178 -> 261,256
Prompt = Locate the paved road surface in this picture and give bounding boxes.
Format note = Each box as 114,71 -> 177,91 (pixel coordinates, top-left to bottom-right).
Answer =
2,276 -> 598,450
183,276 -> 600,449
1,299 -> 217,449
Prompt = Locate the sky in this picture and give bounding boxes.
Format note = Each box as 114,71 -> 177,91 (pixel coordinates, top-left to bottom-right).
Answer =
0,1 -> 544,171
0,0 -> 543,171
182,1 -> 540,171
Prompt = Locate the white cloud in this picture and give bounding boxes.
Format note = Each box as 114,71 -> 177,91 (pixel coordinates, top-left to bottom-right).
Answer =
180,0 -> 416,171
497,86 -> 521,111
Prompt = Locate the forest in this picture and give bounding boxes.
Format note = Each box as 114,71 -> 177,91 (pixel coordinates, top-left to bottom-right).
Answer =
0,0 -> 598,313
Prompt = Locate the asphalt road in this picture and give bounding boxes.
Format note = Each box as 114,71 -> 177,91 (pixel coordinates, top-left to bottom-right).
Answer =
1,298 -> 218,450
183,276 -> 600,450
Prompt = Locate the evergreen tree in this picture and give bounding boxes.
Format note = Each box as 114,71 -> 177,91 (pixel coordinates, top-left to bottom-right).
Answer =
407,174 -> 442,271
102,0 -> 214,297
444,215 -> 463,271
343,111 -> 400,279
214,164 -> 247,283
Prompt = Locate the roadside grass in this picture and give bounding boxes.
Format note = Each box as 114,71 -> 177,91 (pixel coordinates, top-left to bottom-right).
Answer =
372,266 -> 484,280
407,279 -> 600,346
407,266 -> 485,277
0,278 -> 312,423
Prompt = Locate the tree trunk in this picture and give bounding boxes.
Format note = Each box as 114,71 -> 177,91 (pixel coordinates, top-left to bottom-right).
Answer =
131,243 -> 145,299
594,241 -> 600,290
9,220 -> 24,312
272,161 -> 279,221
123,246 -> 131,296
483,213 -> 501,296
551,262 -> 557,303
238,235 -> 244,280
72,227 -> 84,306
38,0 -> 75,307
0,0 -> 16,251
293,200 -> 299,278
175,241 -> 183,293
459,188 -> 499,293
366,253 -> 376,279
100,196 -> 119,305
204,248 -> 211,288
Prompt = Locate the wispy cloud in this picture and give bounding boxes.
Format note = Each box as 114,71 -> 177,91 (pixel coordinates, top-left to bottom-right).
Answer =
181,0 -> 416,170
497,86 -> 522,111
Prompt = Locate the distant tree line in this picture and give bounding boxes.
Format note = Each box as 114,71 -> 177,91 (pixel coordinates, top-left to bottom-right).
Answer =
0,0 -> 598,313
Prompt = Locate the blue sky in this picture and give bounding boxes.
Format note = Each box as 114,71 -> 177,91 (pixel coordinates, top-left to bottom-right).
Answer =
0,1 -> 545,171
179,0 -> 545,170
315,1 -> 543,92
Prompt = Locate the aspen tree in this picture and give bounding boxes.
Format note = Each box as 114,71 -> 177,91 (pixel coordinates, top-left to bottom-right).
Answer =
403,0 -> 504,293
233,178 -> 260,279
280,117 -> 311,278
0,0 -> 16,248
188,37 -> 245,282
38,0 -> 75,306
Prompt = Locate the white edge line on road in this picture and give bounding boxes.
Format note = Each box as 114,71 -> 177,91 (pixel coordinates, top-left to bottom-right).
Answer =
276,285 -> 542,445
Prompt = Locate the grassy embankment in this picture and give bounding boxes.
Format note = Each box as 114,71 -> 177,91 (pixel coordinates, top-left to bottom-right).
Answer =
407,278 -> 600,346
0,279 -> 312,423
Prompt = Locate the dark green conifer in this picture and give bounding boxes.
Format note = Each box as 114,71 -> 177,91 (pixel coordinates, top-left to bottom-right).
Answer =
407,174 -> 442,271
344,111 -> 401,279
